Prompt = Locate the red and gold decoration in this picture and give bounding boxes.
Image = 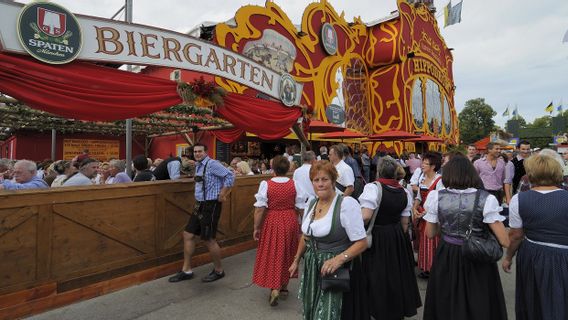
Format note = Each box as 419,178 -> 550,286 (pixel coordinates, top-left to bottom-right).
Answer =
214,0 -> 458,152
176,76 -> 226,109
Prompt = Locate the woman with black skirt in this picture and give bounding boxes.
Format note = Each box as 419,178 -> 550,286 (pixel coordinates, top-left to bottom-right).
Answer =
359,156 -> 421,319
503,153 -> 568,320
422,155 -> 509,320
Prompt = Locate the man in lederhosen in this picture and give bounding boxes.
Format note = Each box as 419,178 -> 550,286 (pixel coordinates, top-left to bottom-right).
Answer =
169,143 -> 234,283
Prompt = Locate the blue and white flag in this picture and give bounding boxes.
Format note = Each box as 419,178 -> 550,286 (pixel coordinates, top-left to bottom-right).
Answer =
444,1 -> 463,28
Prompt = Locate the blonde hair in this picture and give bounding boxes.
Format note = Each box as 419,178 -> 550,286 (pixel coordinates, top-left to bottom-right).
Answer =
236,161 -> 252,175
524,153 -> 563,187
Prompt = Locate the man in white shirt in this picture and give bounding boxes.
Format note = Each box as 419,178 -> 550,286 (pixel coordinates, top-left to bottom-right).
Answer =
293,151 -> 316,208
329,144 -> 354,196
63,158 -> 99,186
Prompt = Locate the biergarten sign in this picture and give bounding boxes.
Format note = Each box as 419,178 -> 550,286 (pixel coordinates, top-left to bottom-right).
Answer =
0,1 -> 303,105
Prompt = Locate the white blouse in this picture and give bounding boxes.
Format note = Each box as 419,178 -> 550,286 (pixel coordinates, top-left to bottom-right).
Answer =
508,189 -> 562,228
358,183 -> 413,217
301,194 -> 366,241
415,173 -> 444,202
423,188 -> 505,224
253,177 -> 305,209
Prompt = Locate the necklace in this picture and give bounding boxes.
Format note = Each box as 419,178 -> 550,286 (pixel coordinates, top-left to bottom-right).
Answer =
313,199 -> 332,219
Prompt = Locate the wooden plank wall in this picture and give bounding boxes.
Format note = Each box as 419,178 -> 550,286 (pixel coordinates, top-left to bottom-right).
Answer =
0,175 -> 264,319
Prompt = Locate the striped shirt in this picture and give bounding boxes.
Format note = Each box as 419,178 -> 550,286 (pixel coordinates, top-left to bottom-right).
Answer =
195,156 -> 235,201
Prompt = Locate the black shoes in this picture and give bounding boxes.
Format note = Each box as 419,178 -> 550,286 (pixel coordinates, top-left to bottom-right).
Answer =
168,271 -> 194,283
202,269 -> 225,282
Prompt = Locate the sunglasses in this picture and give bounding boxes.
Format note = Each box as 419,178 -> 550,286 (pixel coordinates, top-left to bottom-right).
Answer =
194,176 -> 203,183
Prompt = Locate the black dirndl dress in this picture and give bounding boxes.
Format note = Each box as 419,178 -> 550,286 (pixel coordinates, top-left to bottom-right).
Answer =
423,240 -> 507,320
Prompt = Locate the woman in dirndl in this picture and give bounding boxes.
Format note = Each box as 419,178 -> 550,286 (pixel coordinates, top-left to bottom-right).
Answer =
252,156 -> 302,306
412,152 -> 444,279
360,156 -> 421,319
423,155 -> 509,320
289,160 -> 368,320
503,153 -> 568,320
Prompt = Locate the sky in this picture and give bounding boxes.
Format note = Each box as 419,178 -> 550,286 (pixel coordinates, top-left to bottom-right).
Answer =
17,0 -> 568,128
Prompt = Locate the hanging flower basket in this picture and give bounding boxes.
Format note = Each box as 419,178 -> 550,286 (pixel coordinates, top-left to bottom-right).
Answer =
176,76 -> 226,108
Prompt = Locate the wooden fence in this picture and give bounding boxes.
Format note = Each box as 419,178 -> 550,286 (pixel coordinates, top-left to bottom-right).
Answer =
0,175 -> 264,319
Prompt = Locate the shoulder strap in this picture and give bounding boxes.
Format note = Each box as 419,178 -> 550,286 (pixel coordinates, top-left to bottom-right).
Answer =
466,189 -> 482,236
330,194 -> 344,232
306,198 -> 318,216
429,176 -> 442,192
366,182 -> 382,235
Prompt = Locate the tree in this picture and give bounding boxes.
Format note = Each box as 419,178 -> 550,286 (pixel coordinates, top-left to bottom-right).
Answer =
514,115 -> 527,128
458,98 -> 496,144
527,115 -> 552,128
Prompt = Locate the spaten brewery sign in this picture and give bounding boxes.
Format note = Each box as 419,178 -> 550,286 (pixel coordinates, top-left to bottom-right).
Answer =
17,2 -> 82,64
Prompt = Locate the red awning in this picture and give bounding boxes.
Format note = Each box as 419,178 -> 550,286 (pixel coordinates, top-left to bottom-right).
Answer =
319,129 -> 367,139
0,52 -> 300,142
405,135 -> 443,142
366,130 -> 419,141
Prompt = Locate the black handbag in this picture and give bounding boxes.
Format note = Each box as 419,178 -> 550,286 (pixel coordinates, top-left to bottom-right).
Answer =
320,264 -> 350,292
461,190 -> 503,263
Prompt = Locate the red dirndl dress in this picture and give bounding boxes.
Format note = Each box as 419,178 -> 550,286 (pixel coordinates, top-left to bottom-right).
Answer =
417,186 -> 440,273
252,179 -> 300,289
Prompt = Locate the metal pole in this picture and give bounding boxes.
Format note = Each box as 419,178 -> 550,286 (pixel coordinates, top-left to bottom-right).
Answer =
51,129 -> 56,160
125,0 -> 133,176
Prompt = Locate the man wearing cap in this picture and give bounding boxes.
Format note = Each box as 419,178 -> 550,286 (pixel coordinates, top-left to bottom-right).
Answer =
169,143 -> 234,283
63,158 -> 100,186
0,160 -> 49,190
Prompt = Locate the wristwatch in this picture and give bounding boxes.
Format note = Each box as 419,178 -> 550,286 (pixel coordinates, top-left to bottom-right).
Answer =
341,252 -> 350,262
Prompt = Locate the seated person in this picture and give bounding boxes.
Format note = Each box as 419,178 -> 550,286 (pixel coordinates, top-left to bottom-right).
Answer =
108,159 -> 132,184
63,158 -> 100,186
0,159 -> 49,190
133,155 -> 155,182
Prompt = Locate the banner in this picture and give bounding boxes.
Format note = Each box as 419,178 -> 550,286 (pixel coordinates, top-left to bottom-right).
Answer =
63,139 -> 119,161
0,1 -> 302,103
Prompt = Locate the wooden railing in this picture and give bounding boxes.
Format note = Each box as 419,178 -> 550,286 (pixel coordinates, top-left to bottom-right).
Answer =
0,175 -> 265,318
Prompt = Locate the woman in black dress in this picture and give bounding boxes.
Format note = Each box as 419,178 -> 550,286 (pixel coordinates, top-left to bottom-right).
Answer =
503,153 -> 568,320
359,156 -> 421,319
422,155 -> 509,320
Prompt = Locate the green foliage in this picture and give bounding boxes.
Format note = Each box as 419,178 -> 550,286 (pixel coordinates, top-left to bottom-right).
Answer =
458,98 -> 496,144
527,116 -> 552,128
514,115 -> 527,127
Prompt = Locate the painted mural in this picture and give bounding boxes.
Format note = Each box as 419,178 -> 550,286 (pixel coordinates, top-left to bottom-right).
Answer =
213,0 -> 457,152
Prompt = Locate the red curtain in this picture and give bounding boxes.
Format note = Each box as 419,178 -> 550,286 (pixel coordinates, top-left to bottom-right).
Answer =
0,52 -> 181,120
0,52 -> 301,142
214,93 -> 302,142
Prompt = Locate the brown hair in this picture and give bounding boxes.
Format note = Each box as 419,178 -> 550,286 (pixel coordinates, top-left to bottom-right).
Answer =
524,154 -> 563,187
271,156 -> 290,176
309,160 -> 338,183
442,156 -> 483,189
422,152 -> 442,172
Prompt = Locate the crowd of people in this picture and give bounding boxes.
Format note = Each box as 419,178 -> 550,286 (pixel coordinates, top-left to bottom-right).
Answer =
0,149 -> 197,190
245,142 -> 568,320
2,141 -> 568,320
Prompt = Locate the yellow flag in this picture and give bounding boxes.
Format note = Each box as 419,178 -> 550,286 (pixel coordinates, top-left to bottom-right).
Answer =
545,101 -> 554,113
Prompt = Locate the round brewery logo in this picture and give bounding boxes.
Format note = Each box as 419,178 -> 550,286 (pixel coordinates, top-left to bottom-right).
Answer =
17,2 -> 82,64
279,73 -> 298,107
325,104 -> 345,125
321,23 -> 338,55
